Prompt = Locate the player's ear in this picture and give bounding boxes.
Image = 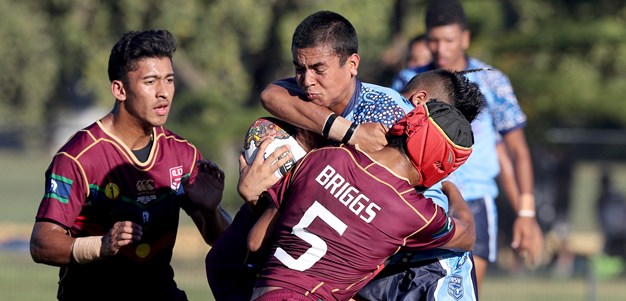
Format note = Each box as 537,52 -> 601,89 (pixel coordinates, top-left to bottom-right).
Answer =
348,53 -> 359,77
111,80 -> 127,102
408,90 -> 428,107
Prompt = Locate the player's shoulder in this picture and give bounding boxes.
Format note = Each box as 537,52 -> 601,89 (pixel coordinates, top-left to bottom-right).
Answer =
360,81 -> 413,110
158,126 -> 192,144
156,126 -> 199,154
56,122 -> 102,155
361,82 -> 402,98
307,144 -> 364,166
468,57 -> 511,81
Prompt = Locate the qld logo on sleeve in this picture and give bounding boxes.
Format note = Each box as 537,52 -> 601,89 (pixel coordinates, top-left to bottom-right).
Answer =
169,166 -> 183,191
447,275 -> 464,300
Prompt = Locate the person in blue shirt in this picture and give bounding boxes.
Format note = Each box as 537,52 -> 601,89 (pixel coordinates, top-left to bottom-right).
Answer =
390,0 -> 544,292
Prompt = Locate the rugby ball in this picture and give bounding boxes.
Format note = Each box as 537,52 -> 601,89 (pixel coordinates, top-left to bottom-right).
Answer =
243,117 -> 307,178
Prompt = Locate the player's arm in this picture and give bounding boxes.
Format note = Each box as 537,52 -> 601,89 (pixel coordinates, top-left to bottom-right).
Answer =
261,82 -> 333,135
248,193 -> 279,252
439,181 -> 475,251
260,81 -> 387,151
496,142 -> 520,210
187,208 -> 231,246
30,220 -> 142,266
502,128 -> 534,212
181,160 -> 232,245
501,128 -> 544,264
30,221 -> 75,265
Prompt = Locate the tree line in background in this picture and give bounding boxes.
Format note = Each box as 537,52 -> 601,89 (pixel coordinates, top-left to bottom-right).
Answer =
2,0 -> 625,208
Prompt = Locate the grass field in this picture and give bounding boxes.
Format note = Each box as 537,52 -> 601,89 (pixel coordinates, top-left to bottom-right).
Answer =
1,151 -> 625,301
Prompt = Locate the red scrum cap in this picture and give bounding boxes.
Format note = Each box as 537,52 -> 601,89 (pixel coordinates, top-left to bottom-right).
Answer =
389,101 -> 473,188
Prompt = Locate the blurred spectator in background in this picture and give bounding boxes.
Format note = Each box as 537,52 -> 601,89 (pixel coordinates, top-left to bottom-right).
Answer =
406,34 -> 432,68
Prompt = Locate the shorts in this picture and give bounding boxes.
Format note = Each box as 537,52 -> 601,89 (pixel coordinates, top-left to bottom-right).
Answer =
467,196 -> 498,262
206,204 -> 267,301
356,252 -> 477,301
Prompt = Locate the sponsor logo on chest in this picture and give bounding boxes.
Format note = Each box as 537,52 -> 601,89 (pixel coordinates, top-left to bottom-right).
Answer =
136,178 -> 157,205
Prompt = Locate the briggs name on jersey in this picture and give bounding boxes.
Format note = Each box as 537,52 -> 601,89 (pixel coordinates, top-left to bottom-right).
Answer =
315,165 -> 381,223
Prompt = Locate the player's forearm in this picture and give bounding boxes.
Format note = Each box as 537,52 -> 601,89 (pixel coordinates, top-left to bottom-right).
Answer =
504,129 -> 536,213
192,205 -> 232,245
513,152 -> 535,212
496,142 -> 521,210
442,181 -> 475,251
248,206 -> 278,252
260,83 -> 359,144
261,83 -> 329,133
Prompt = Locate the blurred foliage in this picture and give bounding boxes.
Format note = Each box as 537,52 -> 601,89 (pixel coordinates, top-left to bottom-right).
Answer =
1,0 -> 625,209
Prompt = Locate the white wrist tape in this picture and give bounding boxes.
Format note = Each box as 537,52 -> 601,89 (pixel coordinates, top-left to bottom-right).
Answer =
72,236 -> 103,264
518,210 -> 536,218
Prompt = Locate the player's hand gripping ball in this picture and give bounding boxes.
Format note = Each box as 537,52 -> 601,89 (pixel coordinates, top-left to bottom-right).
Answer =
243,117 -> 307,178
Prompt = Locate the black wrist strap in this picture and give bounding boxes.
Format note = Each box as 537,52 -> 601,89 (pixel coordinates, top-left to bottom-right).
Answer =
342,122 -> 358,144
322,113 -> 337,138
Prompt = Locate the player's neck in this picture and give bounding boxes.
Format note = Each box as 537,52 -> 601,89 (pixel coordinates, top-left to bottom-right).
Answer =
101,112 -> 153,150
368,147 -> 413,182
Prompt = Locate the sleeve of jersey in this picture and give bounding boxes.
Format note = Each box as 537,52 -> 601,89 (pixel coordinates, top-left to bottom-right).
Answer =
403,200 -> 456,250
487,71 -> 527,135
35,153 -> 88,228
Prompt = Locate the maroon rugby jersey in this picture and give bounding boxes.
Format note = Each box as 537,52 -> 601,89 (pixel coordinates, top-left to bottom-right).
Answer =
35,120 -> 200,299
256,145 -> 455,301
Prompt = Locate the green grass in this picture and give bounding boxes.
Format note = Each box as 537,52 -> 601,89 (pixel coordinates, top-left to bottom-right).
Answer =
481,273 -> 626,301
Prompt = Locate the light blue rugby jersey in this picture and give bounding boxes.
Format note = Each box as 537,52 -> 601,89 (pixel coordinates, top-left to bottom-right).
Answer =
391,58 -> 527,201
274,78 -> 448,207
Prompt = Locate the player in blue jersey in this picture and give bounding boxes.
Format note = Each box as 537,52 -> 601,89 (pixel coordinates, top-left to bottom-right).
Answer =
30,29 -> 231,301
390,0 -> 544,292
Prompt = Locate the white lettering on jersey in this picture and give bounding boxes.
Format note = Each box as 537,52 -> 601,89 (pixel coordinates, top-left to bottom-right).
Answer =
316,165 -> 381,223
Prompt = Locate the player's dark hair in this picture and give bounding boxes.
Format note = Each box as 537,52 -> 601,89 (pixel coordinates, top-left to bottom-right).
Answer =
425,0 -> 467,30
401,69 -> 484,122
292,10 -> 358,66
108,29 -> 176,82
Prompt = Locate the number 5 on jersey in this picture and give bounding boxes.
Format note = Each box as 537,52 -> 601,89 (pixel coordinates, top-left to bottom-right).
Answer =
274,201 -> 347,271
